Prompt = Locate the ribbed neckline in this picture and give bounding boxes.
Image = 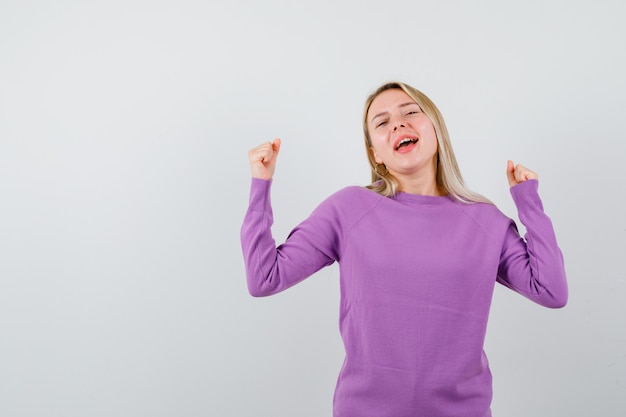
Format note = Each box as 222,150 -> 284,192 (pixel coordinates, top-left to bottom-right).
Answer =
391,191 -> 454,206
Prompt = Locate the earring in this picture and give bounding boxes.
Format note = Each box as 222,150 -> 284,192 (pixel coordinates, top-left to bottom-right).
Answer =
374,163 -> 388,177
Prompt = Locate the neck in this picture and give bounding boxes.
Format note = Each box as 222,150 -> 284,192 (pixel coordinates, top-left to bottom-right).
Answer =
392,160 -> 443,196
396,176 -> 443,196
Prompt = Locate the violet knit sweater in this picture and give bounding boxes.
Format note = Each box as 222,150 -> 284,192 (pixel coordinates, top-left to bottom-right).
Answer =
240,178 -> 567,417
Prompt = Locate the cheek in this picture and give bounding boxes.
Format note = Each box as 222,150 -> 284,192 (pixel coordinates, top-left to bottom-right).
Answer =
370,132 -> 387,147
417,118 -> 437,136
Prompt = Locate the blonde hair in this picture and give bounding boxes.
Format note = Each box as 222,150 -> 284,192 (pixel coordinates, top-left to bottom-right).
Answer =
363,81 -> 491,204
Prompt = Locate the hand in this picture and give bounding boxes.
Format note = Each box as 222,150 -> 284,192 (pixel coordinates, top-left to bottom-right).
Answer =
506,160 -> 538,187
248,138 -> 281,180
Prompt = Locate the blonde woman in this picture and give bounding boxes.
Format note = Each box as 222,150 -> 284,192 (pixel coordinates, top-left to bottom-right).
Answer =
241,81 -> 568,417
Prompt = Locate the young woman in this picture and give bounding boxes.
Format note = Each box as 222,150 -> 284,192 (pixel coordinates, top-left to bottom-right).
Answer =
241,81 -> 568,417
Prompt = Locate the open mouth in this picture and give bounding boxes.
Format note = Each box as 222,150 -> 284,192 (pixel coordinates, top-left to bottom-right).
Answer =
395,137 -> 418,151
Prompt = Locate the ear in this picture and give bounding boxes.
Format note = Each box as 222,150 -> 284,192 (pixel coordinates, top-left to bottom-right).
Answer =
370,146 -> 383,164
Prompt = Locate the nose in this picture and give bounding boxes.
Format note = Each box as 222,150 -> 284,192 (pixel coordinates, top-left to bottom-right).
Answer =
393,123 -> 405,131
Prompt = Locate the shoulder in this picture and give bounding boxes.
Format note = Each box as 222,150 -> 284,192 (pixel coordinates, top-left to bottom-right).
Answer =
318,185 -> 384,210
454,200 -> 514,244
326,185 -> 384,204
455,199 -> 510,224
310,185 -> 385,225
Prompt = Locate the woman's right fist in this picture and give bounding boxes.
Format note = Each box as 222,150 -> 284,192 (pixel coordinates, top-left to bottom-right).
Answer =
248,138 -> 281,180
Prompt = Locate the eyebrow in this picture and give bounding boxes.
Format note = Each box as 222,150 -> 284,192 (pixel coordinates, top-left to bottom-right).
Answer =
370,102 -> 420,122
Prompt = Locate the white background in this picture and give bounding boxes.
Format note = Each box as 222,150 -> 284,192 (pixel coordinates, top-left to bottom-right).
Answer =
1,0 -> 625,416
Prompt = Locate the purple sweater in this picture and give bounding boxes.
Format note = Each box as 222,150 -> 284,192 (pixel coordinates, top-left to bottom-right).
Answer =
240,178 -> 567,417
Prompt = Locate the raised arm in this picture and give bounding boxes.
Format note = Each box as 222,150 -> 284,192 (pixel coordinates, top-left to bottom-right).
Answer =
241,140 -> 335,297
497,161 -> 568,308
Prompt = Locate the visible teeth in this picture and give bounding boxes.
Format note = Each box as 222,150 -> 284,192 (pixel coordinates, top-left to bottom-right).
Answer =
396,138 -> 417,150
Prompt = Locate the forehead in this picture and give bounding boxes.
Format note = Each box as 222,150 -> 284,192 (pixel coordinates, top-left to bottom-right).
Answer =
368,89 -> 417,117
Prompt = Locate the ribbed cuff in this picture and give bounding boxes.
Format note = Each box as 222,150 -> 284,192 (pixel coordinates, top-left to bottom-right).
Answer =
509,179 -> 543,212
248,178 -> 273,212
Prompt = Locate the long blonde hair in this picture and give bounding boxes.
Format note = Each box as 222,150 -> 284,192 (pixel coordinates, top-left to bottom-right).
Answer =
363,82 -> 491,204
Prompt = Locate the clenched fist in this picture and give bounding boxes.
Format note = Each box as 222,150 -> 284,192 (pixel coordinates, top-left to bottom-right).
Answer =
248,139 -> 282,180
507,160 -> 538,187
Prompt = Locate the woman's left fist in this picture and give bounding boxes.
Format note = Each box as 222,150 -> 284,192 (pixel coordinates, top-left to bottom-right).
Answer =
506,160 -> 538,187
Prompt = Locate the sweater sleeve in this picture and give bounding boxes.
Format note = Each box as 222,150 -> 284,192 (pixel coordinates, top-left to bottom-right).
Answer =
496,179 -> 568,308
240,178 -> 336,297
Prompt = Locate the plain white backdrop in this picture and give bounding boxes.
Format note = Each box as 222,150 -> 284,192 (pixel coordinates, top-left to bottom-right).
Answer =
1,0 -> 625,416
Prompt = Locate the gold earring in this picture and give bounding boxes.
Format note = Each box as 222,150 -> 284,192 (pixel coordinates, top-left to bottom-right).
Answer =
374,163 -> 388,177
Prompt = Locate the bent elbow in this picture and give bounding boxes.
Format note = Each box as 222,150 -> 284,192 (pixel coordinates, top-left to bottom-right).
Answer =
543,287 -> 568,309
246,279 -> 280,298
549,293 -> 568,309
247,285 -> 271,298
545,299 -> 567,309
